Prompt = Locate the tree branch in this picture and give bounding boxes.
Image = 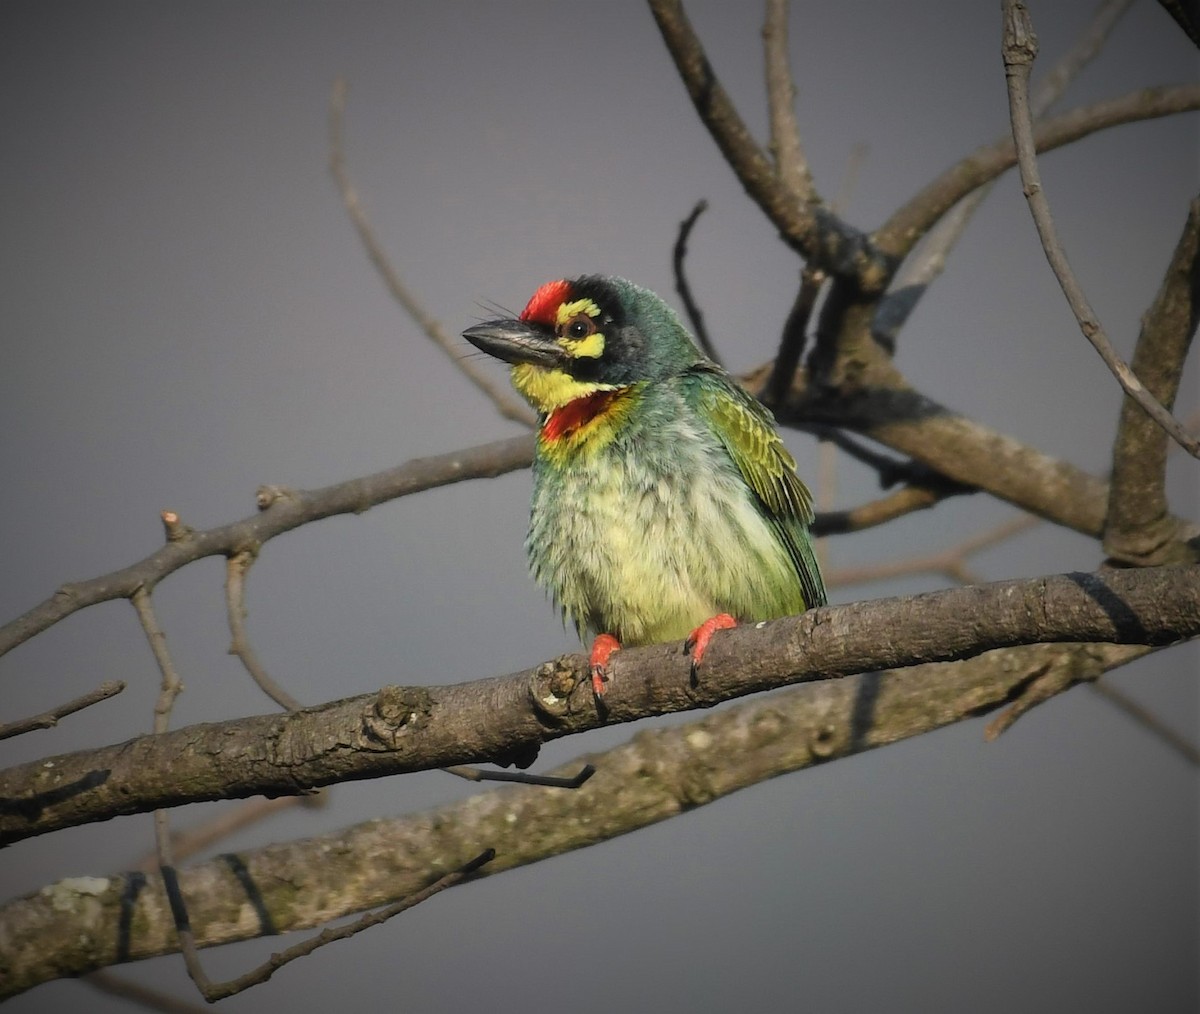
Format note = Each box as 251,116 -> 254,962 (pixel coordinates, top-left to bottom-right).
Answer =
0,680 -> 125,741
671,199 -> 719,361
1104,195 -> 1200,564
873,0 -> 1134,347
762,0 -> 815,203
779,381 -> 1111,536
875,83 -> 1200,263
1002,0 -> 1200,458
1,565 -> 1196,845
0,434 -> 534,661
328,79 -> 535,427
647,0 -> 892,288
0,639 -> 1155,994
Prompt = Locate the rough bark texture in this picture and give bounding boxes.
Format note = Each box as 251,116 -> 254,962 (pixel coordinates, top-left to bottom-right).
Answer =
1,566 -> 1196,846
0,641 -> 1150,996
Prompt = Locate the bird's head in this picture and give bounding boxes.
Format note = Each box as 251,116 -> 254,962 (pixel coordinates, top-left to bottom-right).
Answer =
463,275 -> 705,413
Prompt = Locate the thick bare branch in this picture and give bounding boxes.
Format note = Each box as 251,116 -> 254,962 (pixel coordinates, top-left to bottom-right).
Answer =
0,434 -> 534,661
0,640 -> 1154,994
780,381 -> 1111,536
1002,1 -> 1199,458
1105,196 -> 1200,565
1,565 -> 1196,846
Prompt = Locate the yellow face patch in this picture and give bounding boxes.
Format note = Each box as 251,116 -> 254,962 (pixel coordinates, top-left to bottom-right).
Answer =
511,295 -> 610,410
512,364 -> 616,412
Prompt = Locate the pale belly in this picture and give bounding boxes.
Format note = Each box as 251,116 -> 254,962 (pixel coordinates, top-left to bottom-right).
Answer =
527,446 -> 800,645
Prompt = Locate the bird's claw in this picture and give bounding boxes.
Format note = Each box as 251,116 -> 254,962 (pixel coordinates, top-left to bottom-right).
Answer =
588,633 -> 622,698
685,613 -> 738,686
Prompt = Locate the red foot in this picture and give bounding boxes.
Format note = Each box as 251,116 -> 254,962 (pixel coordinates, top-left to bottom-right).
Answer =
588,633 -> 622,696
685,613 -> 738,670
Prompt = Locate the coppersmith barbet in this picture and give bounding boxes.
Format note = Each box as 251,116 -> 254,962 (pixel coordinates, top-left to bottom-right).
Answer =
463,276 -> 825,695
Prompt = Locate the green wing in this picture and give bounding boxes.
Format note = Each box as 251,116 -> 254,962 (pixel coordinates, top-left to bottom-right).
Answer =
686,367 -> 827,610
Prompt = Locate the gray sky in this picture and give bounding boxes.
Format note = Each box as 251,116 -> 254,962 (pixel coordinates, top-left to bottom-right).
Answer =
1,3 -> 1196,1012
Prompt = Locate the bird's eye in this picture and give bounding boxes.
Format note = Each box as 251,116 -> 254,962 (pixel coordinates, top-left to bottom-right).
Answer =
560,314 -> 596,340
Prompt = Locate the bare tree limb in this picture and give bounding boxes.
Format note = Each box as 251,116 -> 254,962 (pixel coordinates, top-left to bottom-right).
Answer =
328,78 -> 535,427
1088,676 -> 1200,764
1157,0 -> 1200,49
86,971 -> 210,1014
810,483 -> 969,538
0,434 -> 535,662
226,551 -> 303,711
1002,1 -> 1200,458
133,795 -> 326,873
1105,195 -> 1200,565
1,565 -> 1196,846
189,849 -> 496,1001
671,199 -> 719,361
874,0 -> 1133,347
762,266 -> 823,406
0,639 -> 1156,994
875,83 -> 1200,263
763,0 -> 815,203
0,680 -> 125,741
777,380 -> 1112,536
647,0 -> 892,289
826,515 -> 1038,589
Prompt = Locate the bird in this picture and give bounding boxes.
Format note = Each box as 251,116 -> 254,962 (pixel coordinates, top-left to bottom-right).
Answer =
463,275 -> 826,696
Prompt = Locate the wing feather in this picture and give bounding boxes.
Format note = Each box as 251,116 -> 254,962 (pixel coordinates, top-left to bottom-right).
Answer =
686,368 -> 827,609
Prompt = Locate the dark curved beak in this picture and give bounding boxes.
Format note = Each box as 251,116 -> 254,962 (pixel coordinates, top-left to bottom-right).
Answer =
462,320 -> 569,368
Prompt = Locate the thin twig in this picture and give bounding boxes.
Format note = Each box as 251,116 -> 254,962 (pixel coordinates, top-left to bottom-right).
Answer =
0,433 -> 535,661
131,590 -> 185,732
196,849 -> 496,1001
1002,1 -> 1200,459
328,78 -> 535,427
763,0 -> 814,203
1089,677 -> 1200,765
810,483 -> 968,538
672,199 -> 719,361
825,514 -> 1038,589
86,970 -> 210,1014
130,589 -> 216,998
133,795 -> 326,873
442,764 -> 596,789
0,680 -> 125,741
763,266 -> 824,406
226,551 -> 302,711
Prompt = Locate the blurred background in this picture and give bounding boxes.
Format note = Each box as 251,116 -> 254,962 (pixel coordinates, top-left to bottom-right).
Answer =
1,2 -> 1196,1011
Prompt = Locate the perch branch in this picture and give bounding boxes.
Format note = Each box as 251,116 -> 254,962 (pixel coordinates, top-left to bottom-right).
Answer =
1,564 -> 1196,846
0,639 -> 1155,994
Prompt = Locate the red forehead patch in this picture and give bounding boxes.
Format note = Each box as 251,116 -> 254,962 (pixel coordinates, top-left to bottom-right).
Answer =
520,279 -> 573,324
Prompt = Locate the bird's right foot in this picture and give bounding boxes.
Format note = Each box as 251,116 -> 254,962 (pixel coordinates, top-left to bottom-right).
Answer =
588,634 -> 621,696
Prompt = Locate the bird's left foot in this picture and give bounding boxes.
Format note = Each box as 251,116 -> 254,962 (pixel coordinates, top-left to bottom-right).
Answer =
684,613 -> 737,682
588,633 -> 622,697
